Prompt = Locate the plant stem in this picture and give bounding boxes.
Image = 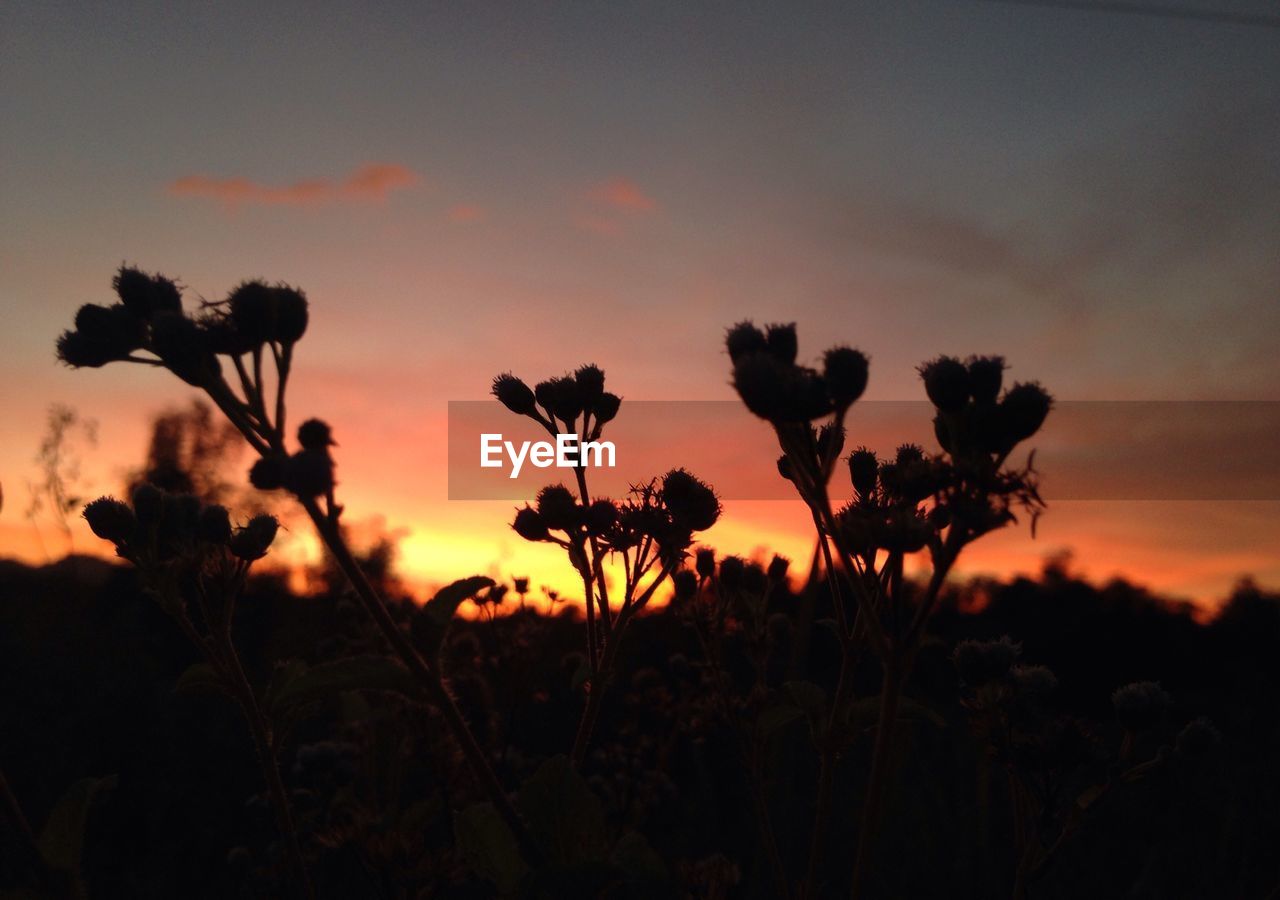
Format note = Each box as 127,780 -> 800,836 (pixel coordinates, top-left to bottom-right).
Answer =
228,666 -> 314,900
300,497 -> 543,866
569,564 -> 672,766
849,661 -> 904,900
803,651 -> 854,899
0,765 -> 45,879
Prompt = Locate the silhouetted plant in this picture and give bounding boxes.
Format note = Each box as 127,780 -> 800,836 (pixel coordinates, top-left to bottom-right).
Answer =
954,642 -> 1221,899
25,404 -> 98,559
726,322 -> 1050,897
493,366 -> 721,764
80,487 -> 313,897
56,267 -> 542,866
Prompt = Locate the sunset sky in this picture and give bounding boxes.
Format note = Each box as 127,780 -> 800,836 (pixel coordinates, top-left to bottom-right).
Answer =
2,1 -> 1277,607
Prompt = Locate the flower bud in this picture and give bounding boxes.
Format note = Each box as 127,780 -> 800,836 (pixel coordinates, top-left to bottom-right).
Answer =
593,392 -> 622,426
152,311 -> 220,386
767,554 -> 790,582
249,455 -> 289,490
661,468 -> 721,532
574,364 -> 606,403
297,419 -> 335,450
816,423 -> 844,460
131,483 -> 164,525
966,355 -> 1004,405
695,547 -> 716,578
895,444 -> 924,466
513,577 -> 530,594
57,305 -> 144,368
718,555 -> 745,590
584,499 -> 618,534
228,280 -> 278,344
765,323 -> 798,365
671,570 -> 698,604
492,373 -> 537,416
777,455 -> 793,482
229,514 -> 279,561
1112,680 -> 1170,732
952,636 -> 1021,686
535,377 -> 583,423
512,505 -> 549,541
272,285 -> 308,344
536,485 -> 579,531
919,356 -> 970,412
1175,717 -> 1220,759
286,449 -> 335,499
198,504 -> 232,544
879,509 -> 931,553
725,321 -> 768,364
837,505 -> 873,555
796,369 -> 834,420
1012,664 -> 1057,696
733,352 -> 787,421
82,497 -> 136,545
113,266 -> 182,318
999,382 -> 1052,444
57,329 -> 115,368
199,317 -> 259,356
848,448 -> 879,498
823,346 -> 869,409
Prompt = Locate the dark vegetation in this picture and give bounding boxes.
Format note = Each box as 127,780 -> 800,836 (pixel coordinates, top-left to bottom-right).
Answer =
1,266 -> 1277,899
3,559 -> 1278,899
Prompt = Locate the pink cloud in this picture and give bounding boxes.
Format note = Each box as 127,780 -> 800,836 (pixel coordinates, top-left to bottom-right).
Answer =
588,177 -> 657,213
167,163 -> 421,210
447,204 -> 486,223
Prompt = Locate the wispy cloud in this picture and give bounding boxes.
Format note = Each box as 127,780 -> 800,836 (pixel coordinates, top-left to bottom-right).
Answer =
574,177 -> 657,234
588,177 -> 657,213
167,163 -> 421,210
447,203 -> 486,223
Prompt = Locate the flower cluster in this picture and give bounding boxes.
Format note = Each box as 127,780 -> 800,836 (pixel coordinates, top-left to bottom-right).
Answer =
83,484 -> 279,569
727,321 -> 869,424
57,267 -> 307,387
831,360 -> 1051,574
513,469 -> 720,568
493,364 -> 621,438
1111,680 -> 1172,732
494,362 -> 722,764
247,418 -> 339,509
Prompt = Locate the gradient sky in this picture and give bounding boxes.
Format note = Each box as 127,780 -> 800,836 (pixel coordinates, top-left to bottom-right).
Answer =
2,1 -> 1278,607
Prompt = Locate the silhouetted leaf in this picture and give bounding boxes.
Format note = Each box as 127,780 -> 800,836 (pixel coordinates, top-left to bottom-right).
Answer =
611,830 -> 671,896
263,658 -> 309,710
455,802 -> 528,895
756,703 -> 805,736
267,655 -> 416,716
518,755 -> 608,865
173,662 -> 229,697
38,775 -> 117,873
783,680 -> 827,718
845,694 -> 945,731
416,575 -> 495,658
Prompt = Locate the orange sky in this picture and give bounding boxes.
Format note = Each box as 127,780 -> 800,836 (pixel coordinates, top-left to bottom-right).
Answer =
2,3 -> 1277,610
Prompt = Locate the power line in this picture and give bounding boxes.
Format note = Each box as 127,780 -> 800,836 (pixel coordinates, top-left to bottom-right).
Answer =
979,0 -> 1280,29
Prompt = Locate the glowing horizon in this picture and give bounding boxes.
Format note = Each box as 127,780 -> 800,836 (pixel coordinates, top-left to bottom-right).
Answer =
2,3 -> 1277,608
